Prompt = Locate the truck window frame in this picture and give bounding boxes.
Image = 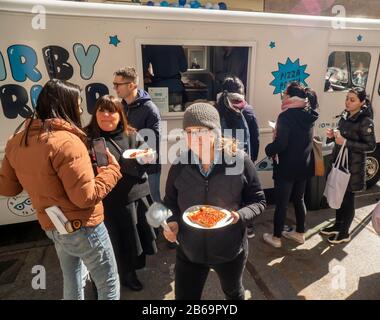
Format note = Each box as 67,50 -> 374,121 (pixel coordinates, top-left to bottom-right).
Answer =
135,39 -> 256,119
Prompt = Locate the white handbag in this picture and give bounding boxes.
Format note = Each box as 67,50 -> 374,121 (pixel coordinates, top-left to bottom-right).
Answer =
371,201 -> 380,236
323,141 -> 351,209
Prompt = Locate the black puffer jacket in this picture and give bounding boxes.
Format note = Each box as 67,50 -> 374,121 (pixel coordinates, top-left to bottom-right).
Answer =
265,107 -> 319,181
329,106 -> 376,192
164,150 -> 266,265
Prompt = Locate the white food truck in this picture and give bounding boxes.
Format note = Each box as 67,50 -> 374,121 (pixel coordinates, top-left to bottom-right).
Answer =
0,0 -> 379,225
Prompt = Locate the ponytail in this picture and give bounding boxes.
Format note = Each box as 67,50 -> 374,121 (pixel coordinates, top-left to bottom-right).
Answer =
305,88 -> 319,110
364,97 -> 374,119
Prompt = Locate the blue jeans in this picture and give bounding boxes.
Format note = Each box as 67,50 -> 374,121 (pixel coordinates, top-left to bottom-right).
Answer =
148,172 -> 162,203
46,222 -> 120,300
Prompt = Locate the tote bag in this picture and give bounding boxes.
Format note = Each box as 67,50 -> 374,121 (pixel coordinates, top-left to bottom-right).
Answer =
371,201 -> 380,236
312,136 -> 325,176
323,141 -> 350,209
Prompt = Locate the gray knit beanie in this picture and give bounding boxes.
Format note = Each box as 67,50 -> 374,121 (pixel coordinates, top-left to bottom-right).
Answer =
183,102 -> 221,131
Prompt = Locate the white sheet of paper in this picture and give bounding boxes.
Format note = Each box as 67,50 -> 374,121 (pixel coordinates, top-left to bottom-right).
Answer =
268,121 -> 276,129
45,206 -> 68,234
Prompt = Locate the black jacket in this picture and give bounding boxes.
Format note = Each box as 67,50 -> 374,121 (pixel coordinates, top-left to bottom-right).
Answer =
216,102 -> 260,162
164,150 -> 266,264
329,106 -> 376,192
122,89 -> 161,174
265,107 -> 319,181
96,127 -> 151,205
89,128 -> 156,270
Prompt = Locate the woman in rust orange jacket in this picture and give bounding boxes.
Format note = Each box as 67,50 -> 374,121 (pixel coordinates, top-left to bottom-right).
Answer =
0,79 -> 122,300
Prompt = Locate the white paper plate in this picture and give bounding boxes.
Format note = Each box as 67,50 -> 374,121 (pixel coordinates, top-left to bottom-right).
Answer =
182,205 -> 233,230
122,148 -> 155,159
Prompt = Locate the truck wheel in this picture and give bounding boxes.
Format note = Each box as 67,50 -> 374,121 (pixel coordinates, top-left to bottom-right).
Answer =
366,146 -> 380,188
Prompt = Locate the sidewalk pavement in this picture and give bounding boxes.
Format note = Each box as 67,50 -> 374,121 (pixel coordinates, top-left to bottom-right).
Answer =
0,184 -> 379,300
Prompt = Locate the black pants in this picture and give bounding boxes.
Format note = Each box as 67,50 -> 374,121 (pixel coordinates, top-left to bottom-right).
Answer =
335,190 -> 355,235
104,197 -> 157,280
175,247 -> 247,300
273,178 -> 307,238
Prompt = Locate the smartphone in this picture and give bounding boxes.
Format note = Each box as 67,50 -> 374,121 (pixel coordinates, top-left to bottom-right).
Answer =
92,137 -> 109,167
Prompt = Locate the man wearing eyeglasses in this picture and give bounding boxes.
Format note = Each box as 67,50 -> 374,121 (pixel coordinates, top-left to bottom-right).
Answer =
113,67 -> 162,203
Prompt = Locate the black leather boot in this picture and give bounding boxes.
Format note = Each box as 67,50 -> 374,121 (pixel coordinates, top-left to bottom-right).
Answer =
122,271 -> 143,291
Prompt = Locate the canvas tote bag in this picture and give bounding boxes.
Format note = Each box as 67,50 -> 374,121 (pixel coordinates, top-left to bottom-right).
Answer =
371,200 -> 380,236
312,135 -> 325,176
323,141 -> 351,209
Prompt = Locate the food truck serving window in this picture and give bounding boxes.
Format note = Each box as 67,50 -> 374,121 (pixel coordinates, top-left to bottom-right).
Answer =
141,44 -> 249,113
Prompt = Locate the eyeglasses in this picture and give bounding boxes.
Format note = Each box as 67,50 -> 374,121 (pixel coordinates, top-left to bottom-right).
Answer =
13,198 -> 32,211
113,82 -> 132,88
185,128 -> 211,137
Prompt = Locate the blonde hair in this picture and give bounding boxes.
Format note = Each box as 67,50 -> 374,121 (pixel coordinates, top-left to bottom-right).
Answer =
217,137 -> 238,157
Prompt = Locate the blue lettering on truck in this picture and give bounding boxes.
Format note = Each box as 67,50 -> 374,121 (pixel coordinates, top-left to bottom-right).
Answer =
0,43 -> 108,118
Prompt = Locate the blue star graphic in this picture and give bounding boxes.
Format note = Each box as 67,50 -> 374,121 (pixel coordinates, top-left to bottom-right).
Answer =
357,35 -> 363,42
269,41 -> 276,49
270,58 -> 310,94
109,35 -> 121,47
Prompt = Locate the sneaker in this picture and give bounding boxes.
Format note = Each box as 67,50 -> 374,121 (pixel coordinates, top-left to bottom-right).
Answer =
282,229 -> 305,244
327,232 -> 351,244
247,226 -> 255,239
263,233 -> 282,248
320,225 -> 340,236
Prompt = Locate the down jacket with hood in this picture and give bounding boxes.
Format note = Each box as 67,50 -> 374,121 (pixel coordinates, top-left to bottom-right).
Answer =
328,106 -> 376,192
265,107 -> 319,181
0,119 -> 122,230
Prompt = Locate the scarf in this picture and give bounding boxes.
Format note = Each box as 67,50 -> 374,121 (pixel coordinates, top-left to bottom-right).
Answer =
217,91 -> 248,114
275,96 -> 308,137
280,96 -> 307,113
216,91 -> 251,157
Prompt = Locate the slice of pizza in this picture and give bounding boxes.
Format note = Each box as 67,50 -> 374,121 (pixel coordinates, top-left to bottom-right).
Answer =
187,206 -> 227,228
129,148 -> 151,159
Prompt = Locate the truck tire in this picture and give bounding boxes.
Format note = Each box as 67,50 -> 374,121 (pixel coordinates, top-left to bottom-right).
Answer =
366,145 -> 380,188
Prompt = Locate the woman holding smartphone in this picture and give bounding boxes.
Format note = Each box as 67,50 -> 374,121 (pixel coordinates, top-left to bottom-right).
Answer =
85,95 -> 157,291
0,79 -> 122,300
